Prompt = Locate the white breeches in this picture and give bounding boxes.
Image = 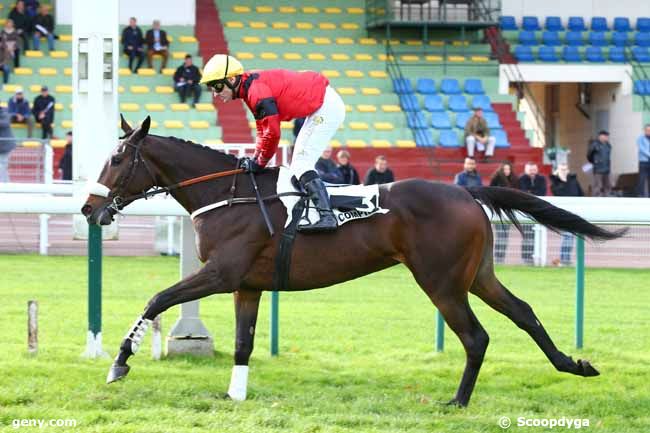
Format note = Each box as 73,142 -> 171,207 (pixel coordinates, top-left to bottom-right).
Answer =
290,86 -> 346,180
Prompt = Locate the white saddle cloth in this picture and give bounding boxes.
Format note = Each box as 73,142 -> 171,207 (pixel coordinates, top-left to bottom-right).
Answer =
277,167 -> 389,228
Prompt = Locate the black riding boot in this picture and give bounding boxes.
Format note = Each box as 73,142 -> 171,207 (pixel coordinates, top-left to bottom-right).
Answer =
298,171 -> 337,233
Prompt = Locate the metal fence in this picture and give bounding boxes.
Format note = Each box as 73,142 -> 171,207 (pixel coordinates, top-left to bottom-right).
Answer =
1,138 -> 53,183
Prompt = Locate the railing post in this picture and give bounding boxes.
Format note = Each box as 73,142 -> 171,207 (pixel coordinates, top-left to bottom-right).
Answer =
270,291 -> 279,356
575,237 -> 585,349
436,309 -> 445,352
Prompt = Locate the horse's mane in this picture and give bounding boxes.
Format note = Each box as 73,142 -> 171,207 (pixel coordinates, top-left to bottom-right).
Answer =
150,134 -> 240,165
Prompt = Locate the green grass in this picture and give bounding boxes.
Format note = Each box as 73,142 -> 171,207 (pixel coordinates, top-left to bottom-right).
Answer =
0,255 -> 649,432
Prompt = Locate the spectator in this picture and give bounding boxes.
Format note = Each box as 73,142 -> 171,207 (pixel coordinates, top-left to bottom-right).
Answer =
364,155 -> 395,185
550,163 -> 584,266
32,85 -> 54,139
454,157 -> 483,187
31,4 -> 54,51
637,124 -> 650,197
0,105 -> 16,182
586,130 -> 612,196
122,17 -> 144,73
336,150 -> 360,185
8,0 -> 30,54
145,20 -> 169,72
0,31 -> 11,84
489,162 -> 519,264
315,147 -> 342,184
293,117 -> 305,144
464,107 -> 495,159
2,19 -> 20,69
173,54 -> 202,107
58,131 -> 72,180
518,162 -> 547,264
8,88 -> 33,136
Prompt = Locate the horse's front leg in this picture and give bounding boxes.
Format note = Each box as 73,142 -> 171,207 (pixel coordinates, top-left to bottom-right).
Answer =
106,259 -> 237,383
227,290 -> 262,401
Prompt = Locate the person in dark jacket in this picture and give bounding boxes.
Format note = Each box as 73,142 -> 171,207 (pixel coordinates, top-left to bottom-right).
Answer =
0,106 -> 16,182
145,20 -> 169,72
336,150 -> 360,184
518,162 -> 547,264
315,147 -> 342,184
122,17 -> 144,73
454,157 -> 483,187
173,55 -> 202,106
58,131 -> 72,180
364,155 -> 395,185
8,88 -> 33,136
31,4 -> 54,51
489,162 -> 519,264
32,85 -> 55,138
8,0 -> 30,54
550,163 -> 584,265
586,130 -> 612,196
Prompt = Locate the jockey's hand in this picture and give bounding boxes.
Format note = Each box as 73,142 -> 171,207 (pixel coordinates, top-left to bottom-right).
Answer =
239,156 -> 263,174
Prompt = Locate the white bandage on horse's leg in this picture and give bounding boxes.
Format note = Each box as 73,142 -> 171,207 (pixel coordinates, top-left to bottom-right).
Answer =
87,182 -> 111,198
227,365 -> 249,401
124,316 -> 152,353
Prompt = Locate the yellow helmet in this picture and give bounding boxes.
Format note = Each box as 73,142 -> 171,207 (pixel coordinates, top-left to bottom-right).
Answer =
199,54 -> 244,85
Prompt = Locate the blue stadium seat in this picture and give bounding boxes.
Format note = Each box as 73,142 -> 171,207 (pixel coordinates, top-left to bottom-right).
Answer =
399,94 -> 420,111
424,94 -> 445,112
519,30 -> 538,46
522,16 -> 541,31
514,45 -> 535,61
589,32 -> 607,46
568,16 -> 587,31
471,95 -> 493,111
439,130 -> 460,147
494,130 -> 511,148
636,18 -> 650,33
431,112 -> 452,129
448,95 -> 469,112
455,112 -> 471,129
542,31 -> 561,46
416,78 -> 436,94
500,15 -> 517,30
484,112 -> 501,129
608,47 -> 626,63
464,78 -> 485,95
562,46 -> 582,62
633,80 -> 649,95
585,46 -> 605,62
538,46 -> 559,62
614,17 -> 632,32
635,32 -> 650,47
545,16 -> 564,31
407,111 -> 428,129
632,46 -> 650,62
415,130 -> 435,147
565,31 -> 585,46
590,17 -> 608,32
612,31 -> 630,47
440,78 -> 462,95
392,78 -> 413,94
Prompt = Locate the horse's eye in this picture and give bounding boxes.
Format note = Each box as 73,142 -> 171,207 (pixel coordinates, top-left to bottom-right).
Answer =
111,155 -> 123,166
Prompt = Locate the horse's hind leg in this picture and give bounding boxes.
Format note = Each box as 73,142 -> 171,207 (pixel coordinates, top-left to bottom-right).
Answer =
471,271 -> 599,377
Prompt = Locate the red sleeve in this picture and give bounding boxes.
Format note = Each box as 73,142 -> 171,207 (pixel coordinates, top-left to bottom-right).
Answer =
247,82 -> 280,167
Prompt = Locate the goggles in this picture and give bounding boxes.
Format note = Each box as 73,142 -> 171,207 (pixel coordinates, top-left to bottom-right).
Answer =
207,80 -> 226,93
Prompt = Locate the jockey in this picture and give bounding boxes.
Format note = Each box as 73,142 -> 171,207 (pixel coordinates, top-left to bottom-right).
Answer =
199,54 -> 345,233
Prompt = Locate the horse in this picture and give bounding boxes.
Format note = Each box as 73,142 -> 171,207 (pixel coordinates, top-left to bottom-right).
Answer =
81,116 -> 624,407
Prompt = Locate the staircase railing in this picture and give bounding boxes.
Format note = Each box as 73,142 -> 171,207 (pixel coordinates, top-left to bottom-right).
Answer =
488,26 -> 548,148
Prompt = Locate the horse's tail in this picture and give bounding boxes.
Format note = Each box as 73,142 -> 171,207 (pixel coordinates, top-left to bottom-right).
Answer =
466,186 -> 626,241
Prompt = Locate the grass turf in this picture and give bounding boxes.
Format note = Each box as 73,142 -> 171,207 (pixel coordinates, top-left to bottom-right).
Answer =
0,255 -> 648,432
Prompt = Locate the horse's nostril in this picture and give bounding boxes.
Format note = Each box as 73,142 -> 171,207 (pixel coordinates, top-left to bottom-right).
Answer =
81,204 -> 93,217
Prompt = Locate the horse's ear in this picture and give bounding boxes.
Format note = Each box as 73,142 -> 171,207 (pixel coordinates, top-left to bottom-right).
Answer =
132,116 -> 151,143
120,113 -> 133,134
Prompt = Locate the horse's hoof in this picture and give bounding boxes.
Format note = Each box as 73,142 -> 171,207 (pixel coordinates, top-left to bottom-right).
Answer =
577,359 -> 600,377
106,363 -> 130,384
221,393 -> 232,400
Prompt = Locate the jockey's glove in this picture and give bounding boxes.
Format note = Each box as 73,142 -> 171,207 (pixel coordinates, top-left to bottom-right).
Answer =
239,156 -> 263,174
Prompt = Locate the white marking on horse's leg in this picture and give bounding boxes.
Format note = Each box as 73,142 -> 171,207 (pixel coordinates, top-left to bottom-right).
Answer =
124,316 -> 152,353
227,365 -> 249,401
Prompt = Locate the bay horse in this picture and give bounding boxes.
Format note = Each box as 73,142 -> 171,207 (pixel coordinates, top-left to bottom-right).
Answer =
81,116 -> 623,407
